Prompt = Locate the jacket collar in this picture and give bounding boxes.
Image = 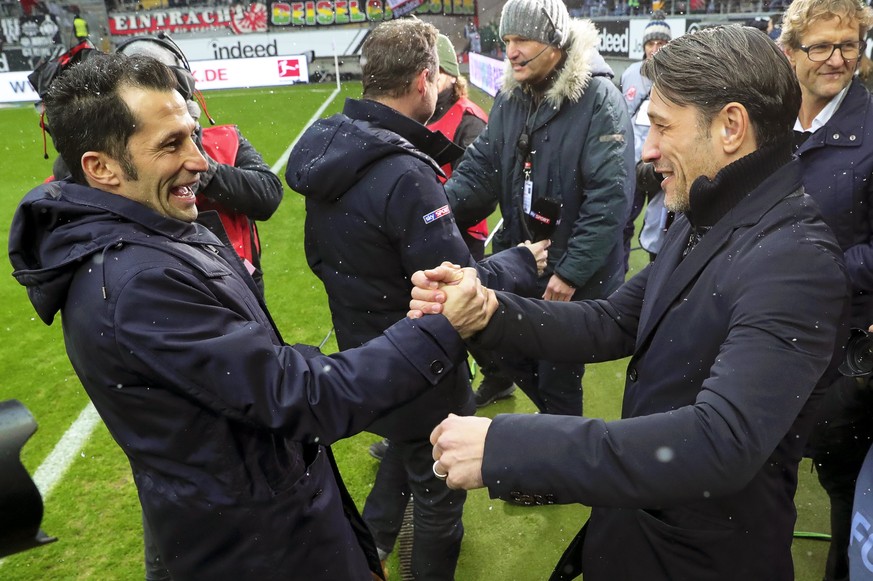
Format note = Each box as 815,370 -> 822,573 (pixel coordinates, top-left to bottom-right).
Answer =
686,139 -> 794,230
636,152 -> 803,349
342,98 -> 463,169
501,19 -> 602,109
796,78 -> 871,154
46,180 -> 222,245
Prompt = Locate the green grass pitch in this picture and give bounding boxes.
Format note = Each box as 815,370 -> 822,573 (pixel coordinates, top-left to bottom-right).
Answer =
0,83 -> 830,580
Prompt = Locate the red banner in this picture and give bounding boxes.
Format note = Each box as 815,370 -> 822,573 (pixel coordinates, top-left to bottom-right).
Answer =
109,3 -> 268,36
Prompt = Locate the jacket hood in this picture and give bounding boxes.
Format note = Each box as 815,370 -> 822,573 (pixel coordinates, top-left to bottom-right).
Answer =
287,98 -> 462,203
9,180 -> 220,325
502,19 -> 610,109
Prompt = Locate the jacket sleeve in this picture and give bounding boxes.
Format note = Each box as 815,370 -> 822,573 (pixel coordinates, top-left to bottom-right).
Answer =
553,80 -> 634,288
113,265 -> 466,446
480,238 -> 847,508
449,113 -> 487,171
198,128 -> 284,221
384,166 -> 488,273
472,265 -> 646,363
444,114 -> 502,229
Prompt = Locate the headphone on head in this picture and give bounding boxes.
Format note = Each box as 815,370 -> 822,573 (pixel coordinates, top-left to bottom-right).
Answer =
115,32 -> 196,101
541,5 -> 566,48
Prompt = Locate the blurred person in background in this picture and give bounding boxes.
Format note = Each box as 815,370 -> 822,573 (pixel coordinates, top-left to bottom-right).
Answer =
621,10 -> 673,266
445,0 -> 634,414
116,35 -> 283,292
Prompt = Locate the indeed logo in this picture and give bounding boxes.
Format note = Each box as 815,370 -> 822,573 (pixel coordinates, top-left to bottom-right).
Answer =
212,39 -> 278,60
599,30 -> 629,54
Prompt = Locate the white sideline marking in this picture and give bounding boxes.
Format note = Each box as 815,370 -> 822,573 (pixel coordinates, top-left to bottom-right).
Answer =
270,86 -> 342,176
33,402 -> 101,499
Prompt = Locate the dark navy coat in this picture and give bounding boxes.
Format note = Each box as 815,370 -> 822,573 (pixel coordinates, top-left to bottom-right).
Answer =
8,180 -> 468,580
288,98 -> 538,442
473,158 -> 849,580
795,78 -> 873,326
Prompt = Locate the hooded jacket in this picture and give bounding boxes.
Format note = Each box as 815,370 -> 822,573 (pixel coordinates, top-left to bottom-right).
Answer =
445,19 -> 634,299
288,98 -> 539,441
8,179 -> 470,580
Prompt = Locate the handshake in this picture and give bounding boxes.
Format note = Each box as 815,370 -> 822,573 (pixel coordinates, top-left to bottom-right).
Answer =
407,240 -> 549,339
407,262 -> 498,339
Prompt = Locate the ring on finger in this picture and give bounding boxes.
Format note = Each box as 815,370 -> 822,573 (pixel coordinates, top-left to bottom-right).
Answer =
433,460 -> 448,480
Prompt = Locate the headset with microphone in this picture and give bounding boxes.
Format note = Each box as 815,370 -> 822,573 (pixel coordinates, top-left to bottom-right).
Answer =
516,5 -> 566,66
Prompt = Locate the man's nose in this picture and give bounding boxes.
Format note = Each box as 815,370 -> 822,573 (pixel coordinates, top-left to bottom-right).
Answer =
187,140 -> 209,172
641,132 -> 659,163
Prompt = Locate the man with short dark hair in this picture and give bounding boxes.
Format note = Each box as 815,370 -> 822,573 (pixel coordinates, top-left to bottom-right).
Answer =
445,0 -> 634,415
780,1 -> 873,578
287,18 -> 545,580
8,51 -> 492,581
421,26 -> 850,580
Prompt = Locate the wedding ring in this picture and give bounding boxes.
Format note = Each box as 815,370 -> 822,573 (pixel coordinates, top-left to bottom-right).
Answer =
433,460 -> 448,480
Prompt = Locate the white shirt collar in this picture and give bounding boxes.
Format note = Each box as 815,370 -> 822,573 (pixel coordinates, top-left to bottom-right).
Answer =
794,84 -> 851,133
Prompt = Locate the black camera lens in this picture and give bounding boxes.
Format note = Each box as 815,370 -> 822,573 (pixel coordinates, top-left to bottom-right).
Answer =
839,328 -> 873,377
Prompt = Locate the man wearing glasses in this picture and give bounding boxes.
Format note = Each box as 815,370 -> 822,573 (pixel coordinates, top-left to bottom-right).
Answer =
781,1 -> 873,579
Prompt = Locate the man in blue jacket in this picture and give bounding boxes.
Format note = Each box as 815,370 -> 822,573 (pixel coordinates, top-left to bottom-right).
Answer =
8,51 -> 492,581
422,26 -> 850,580
781,1 -> 873,578
287,19 -> 546,580
445,0 -> 634,415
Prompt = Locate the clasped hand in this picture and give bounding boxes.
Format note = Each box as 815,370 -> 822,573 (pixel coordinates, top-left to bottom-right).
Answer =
407,263 -> 497,339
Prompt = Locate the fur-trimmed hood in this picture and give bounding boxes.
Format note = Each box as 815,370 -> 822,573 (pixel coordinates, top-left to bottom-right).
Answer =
502,19 -> 611,109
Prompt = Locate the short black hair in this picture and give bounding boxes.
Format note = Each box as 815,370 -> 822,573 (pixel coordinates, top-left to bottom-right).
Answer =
643,25 -> 800,148
44,52 -> 177,184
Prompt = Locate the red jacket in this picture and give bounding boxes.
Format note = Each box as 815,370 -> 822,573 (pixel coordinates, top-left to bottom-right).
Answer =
197,125 -> 259,265
428,97 -> 490,241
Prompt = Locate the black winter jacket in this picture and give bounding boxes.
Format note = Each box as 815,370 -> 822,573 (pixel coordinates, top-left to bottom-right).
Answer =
288,98 -> 539,441
9,180 -> 469,580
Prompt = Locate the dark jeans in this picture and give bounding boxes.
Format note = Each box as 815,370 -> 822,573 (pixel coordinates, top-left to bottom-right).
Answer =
362,438 -> 465,580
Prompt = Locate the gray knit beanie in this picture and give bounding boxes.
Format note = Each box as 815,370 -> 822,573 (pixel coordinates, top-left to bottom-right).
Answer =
499,0 -> 570,48
642,11 -> 672,46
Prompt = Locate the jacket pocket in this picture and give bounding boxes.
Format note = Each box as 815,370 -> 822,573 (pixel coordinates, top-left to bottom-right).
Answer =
634,506 -> 736,580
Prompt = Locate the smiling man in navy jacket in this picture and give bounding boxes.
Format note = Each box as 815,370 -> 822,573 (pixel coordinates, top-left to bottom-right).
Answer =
419,26 -> 851,580
8,51 -> 494,581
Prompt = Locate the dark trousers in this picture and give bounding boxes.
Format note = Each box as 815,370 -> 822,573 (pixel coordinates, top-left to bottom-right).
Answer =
142,512 -> 172,581
362,438 -> 465,580
517,360 -> 585,416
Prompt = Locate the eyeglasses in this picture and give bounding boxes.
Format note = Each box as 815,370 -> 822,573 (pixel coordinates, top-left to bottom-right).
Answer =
799,40 -> 866,62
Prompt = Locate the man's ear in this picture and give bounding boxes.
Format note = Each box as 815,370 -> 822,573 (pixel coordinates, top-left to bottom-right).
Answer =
783,46 -> 797,69
81,151 -> 122,189
415,68 -> 430,96
715,102 -> 752,155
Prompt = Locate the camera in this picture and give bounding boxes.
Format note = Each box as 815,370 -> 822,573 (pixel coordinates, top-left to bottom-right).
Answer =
839,328 -> 873,377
